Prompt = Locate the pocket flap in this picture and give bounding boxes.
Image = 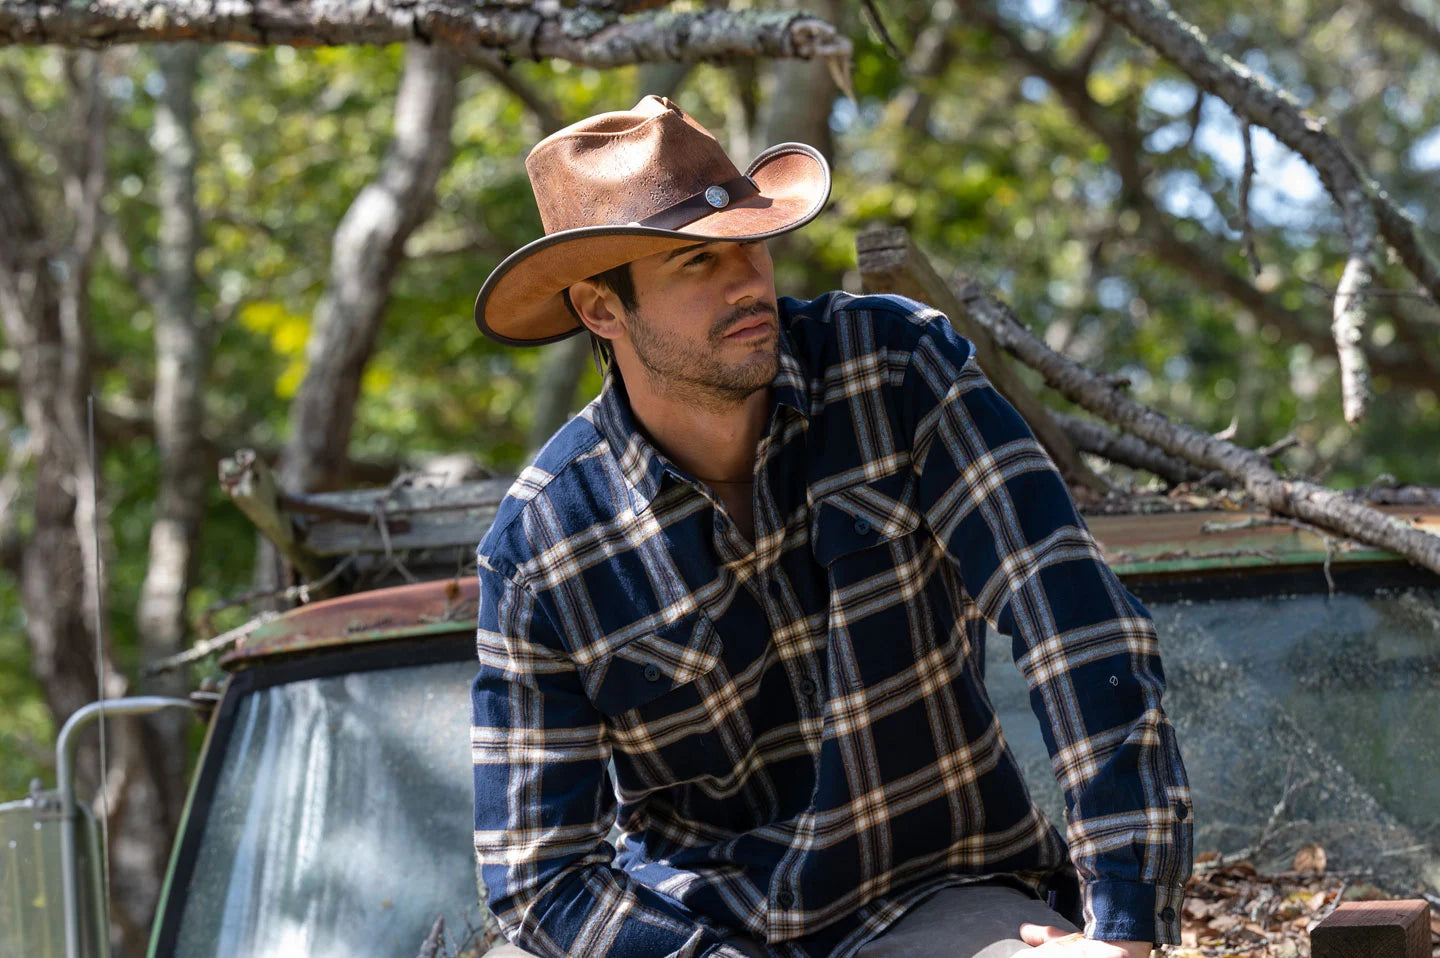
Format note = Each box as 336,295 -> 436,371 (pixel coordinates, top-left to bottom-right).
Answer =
812,474 -> 921,567
584,614 -> 723,716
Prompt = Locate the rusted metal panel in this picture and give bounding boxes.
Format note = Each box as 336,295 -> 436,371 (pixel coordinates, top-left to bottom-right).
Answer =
221,577 -> 478,668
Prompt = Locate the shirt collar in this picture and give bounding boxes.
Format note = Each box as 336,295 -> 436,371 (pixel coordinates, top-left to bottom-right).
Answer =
597,318 -> 810,514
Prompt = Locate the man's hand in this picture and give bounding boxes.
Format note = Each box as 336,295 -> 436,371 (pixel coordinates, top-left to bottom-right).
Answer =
1019,924 -> 1153,958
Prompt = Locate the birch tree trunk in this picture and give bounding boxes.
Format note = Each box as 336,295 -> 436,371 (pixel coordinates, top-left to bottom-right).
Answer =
279,43 -> 459,494
123,42 -> 208,953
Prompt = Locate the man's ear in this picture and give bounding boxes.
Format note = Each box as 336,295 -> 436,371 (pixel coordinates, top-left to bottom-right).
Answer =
568,280 -> 624,343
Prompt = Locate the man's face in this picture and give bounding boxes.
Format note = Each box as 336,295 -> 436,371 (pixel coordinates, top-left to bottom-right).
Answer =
613,239 -> 779,405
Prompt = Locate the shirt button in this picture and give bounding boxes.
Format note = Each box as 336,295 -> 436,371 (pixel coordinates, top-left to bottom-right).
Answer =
853,518 -> 872,535
776,890 -> 795,909
1174,802 -> 1189,820
1159,907 -> 1176,924
799,677 -> 818,697
642,664 -> 661,682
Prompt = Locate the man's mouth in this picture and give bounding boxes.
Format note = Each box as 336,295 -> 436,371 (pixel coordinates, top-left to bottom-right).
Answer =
721,307 -> 776,340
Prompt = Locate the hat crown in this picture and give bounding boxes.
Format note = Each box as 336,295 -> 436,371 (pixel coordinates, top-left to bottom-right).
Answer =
525,96 -> 744,234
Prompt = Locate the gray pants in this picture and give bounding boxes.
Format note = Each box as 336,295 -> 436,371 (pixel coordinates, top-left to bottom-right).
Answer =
484,882 -> 1078,957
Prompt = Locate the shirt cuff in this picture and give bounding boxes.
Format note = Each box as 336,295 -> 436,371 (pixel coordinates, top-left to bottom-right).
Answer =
702,944 -> 759,958
1083,879 -> 1186,945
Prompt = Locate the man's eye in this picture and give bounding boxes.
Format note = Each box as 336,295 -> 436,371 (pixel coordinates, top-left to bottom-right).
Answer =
685,252 -> 713,267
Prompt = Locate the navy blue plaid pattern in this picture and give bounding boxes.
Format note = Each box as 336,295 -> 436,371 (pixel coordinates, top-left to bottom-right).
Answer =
472,291 -> 1192,957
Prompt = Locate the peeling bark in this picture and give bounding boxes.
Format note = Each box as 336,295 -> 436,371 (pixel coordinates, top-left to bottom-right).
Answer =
0,0 -> 851,67
280,43 -> 459,494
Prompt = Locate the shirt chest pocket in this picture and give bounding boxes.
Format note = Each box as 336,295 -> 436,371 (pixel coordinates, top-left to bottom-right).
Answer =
811,471 -> 922,570
581,613 -> 748,789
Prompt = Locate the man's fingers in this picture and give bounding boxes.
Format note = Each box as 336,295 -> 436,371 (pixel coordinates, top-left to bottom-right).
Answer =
1019,923 -> 1080,947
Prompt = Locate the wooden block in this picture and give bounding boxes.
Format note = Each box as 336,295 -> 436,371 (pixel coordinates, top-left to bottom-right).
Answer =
1310,900 -> 1431,958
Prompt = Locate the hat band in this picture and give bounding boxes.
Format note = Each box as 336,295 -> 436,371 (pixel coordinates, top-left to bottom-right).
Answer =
635,175 -> 759,231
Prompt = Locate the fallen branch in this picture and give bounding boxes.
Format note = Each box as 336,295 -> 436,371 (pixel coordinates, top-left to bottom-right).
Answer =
857,227 -> 1440,574
0,0 -> 851,68
1081,0 -> 1440,422
1052,411 -> 1210,487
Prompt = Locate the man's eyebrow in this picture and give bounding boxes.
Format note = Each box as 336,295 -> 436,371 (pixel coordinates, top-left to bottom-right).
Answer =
663,242 -> 711,263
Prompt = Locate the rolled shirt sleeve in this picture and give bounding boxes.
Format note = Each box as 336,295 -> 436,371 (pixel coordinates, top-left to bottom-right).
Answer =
471,560 -> 745,957
904,317 -> 1193,944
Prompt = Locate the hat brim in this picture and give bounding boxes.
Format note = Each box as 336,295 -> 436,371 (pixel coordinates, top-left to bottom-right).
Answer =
474,142 -> 831,346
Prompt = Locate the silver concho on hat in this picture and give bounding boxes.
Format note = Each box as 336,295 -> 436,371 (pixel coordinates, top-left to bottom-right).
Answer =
705,185 -> 730,208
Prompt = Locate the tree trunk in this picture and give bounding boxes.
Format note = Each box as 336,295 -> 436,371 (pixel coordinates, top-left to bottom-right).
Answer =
279,43 -> 459,494
0,91 -> 109,729
758,0 -> 840,159
124,41 -> 207,954
0,51 -> 178,955
525,335 -> 594,460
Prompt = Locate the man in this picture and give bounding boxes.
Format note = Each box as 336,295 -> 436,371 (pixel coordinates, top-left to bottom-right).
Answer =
470,95 -> 1192,958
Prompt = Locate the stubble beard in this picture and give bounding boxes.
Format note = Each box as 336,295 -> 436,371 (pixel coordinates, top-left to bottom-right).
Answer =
627,302 -> 780,410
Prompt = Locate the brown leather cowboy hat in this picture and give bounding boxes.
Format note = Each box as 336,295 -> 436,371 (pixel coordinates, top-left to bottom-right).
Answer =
474,95 -> 831,346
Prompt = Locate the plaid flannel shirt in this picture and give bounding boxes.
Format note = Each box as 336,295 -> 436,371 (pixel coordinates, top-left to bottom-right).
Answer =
472,291 -> 1192,957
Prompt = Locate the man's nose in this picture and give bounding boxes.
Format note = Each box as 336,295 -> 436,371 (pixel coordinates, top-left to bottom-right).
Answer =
723,243 -> 771,303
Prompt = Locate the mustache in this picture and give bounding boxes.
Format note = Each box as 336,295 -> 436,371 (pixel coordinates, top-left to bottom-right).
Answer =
713,303 -> 777,339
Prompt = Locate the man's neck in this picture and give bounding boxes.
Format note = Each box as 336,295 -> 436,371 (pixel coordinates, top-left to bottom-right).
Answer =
621,372 -> 771,485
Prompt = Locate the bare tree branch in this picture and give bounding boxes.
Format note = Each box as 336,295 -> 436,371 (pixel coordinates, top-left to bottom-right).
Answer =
459,50 -> 564,134
1237,122 -> 1261,277
0,0 -> 851,66
1082,0 -> 1440,420
963,0 -> 1435,400
926,242 -> 1440,575
1366,0 -> 1440,56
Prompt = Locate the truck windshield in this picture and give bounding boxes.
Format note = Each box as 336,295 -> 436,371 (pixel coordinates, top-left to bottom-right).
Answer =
986,583 -> 1440,890
167,656 -> 486,958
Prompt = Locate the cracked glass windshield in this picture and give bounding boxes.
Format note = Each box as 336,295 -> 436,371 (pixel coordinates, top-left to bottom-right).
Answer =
170,658 -> 485,958
987,583 -> 1440,893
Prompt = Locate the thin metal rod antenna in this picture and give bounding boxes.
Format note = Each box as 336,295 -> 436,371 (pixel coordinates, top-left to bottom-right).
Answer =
87,394 -> 114,943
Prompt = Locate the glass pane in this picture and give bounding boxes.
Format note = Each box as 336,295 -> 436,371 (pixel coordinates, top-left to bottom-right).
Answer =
985,586 -> 1440,887
172,659 -> 488,957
